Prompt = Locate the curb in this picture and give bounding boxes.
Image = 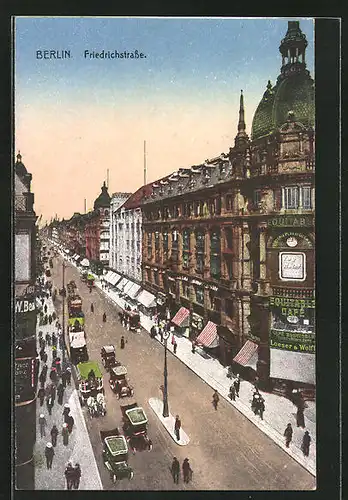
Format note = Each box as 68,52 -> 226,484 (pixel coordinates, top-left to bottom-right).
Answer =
148,398 -> 190,446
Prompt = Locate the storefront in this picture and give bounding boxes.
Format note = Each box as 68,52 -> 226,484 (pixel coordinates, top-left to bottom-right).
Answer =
195,321 -> 219,358
233,339 -> 259,381
136,289 -> 156,317
190,312 -> 204,340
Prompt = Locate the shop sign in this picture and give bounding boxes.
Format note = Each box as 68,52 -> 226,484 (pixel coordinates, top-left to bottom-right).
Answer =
271,232 -> 314,249
15,298 -> 36,314
191,313 -> 204,330
267,215 -> 313,228
15,357 -> 38,402
269,296 -> 315,318
279,252 -> 306,281
270,329 -> 315,353
192,279 -> 203,286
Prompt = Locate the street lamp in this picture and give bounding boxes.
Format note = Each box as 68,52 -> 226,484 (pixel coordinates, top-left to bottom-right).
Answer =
162,329 -> 170,417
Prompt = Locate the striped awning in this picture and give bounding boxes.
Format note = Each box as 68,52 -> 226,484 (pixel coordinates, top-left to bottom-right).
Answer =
104,271 -> 114,283
233,340 -> 258,368
196,321 -> 219,348
109,272 -> 121,286
116,278 -> 128,290
127,283 -> 142,299
171,307 -> 190,327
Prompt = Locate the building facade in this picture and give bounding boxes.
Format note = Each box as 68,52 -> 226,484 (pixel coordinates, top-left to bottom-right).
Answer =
109,191 -> 132,272
85,181 -> 111,267
14,152 -> 39,489
140,21 -> 315,392
110,187 -> 151,282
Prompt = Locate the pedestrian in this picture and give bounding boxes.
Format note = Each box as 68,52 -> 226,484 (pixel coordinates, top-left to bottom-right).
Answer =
57,382 -> 64,405
73,463 -> 81,489
44,442 -> 55,469
120,336 -> 125,349
62,423 -> 69,445
39,367 -> 47,386
301,431 -> 311,456
49,367 -> 57,385
61,370 -> 67,388
103,312 -> 107,323
48,314 -> 52,325
39,414 -> 47,438
38,385 -> 46,406
159,327 -> 163,343
212,390 -> 220,410
55,357 -> 62,376
182,458 -> 192,483
67,414 -> 74,434
233,374 -> 241,397
66,366 -> 72,386
44,304 -> 47,314
90,303 -> 94,313
174,415 -> 181,441
284,423 -> 293,447
52,333 -> 57,346
52,345 -> 57,360
50,424 -> 59,447
49,382 -> 56,403
150,325 -> 156,339
171,457 -> 180,484
258,396 -> 265,420
46,394 -> 54,415
191,341 -> 196,354
63,403 -> 70,423
64,462 -> 74,490
42,352 -> 48,364
173,340 -> 178,355
296,406 -> 306,429
39,347 -> 45,361
229,384 -> 236,401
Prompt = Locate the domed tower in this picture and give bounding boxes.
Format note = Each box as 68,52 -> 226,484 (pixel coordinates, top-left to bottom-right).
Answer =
94,181 -> 111,267
15,151 -> 32,190
251,21 -> 314,140
94,181 -> 111,211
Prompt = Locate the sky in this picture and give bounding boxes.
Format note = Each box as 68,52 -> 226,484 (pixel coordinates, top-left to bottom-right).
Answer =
14,17 -> 314,223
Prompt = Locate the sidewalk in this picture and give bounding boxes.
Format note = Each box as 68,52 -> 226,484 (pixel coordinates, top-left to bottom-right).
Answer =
59,250 -> 316,477
34,276 -> 103,490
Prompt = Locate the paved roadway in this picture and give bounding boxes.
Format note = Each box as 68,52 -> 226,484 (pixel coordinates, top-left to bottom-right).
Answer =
50,253 -> 315,491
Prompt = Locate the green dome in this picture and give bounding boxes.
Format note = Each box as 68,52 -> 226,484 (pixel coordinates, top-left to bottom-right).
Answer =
94,181 -> 111,209
251,73 -> 314,140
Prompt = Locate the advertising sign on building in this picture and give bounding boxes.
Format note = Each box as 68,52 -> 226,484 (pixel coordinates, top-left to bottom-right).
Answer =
15,357 -> 39,403
270,329 -> 315,353
279,252 -> 306,281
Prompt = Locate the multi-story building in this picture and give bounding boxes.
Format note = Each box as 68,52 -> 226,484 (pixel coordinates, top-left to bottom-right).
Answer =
110,187 -> 151,282
140,21 -> 315,393
109,192 -> 132,273
85,181 -> 111,269
14,152 -> 39,489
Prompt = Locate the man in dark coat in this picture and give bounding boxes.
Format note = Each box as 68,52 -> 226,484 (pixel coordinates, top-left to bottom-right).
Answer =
63,404 -> 71,423
212,390 -> 220,410
67,414 -> 74,434
233,375 -> 241,397
301,431 -> 311,456
52,333 -> 57,346
50,425 -> 59,447
64,462 -> 74,489
150,325 -> 156,339
45,442 -> 55,469
284,423 -> 293,447
48,383 -> 56,403
73,463 -> 81,489
174,415 -> 181,441
42,352 -> 48,364
182,458 -> 192,483
120,336 -> 125,349
38,385 -> 46,406
296,405 -> 306,428
103,312 -> 107,322
46,394 -> 54,415
66,367 -> 72,385
171,457 -> 180,484
45,332 -> 51,346
90,303 -> 94,313
229,384 -> 236,401
57,382 -> 64,405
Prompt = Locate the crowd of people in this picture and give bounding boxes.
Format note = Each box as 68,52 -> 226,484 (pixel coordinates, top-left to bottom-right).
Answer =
36,276 -> 82,489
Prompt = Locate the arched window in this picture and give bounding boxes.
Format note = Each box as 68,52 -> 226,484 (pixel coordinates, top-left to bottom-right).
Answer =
210,228 -> 221,280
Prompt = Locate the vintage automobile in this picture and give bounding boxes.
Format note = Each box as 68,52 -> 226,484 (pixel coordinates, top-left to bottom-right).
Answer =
121,403 -> 152,452
109,366 -> 134,399
87,273 -> 95,287
68,311 -> 85,328
67,294 -> 83,314
87,392 -> 106,417
76,360 -> 104,406
100,428 -> 134,483
101,345 -> 120,371
121,309 -> 141,332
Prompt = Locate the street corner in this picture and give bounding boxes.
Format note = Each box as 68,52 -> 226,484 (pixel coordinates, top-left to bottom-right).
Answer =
148,398 -> 190,446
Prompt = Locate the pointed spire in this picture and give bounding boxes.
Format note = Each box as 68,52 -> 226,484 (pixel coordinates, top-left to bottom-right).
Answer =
234,90 -> 249,148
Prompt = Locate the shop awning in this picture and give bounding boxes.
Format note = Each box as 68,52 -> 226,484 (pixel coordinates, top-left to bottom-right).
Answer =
136,289 -> 156,308
74,254 -> 80,261
109,272 -> 121,286
123,281 -> 135,295
196,321 -> 219,348
116,278 -> 128,290
127,283 -> 142,299
104,271 -> 114,283
233,340 -> 258,369
270,349 -> 315,385
171,307 -> 190,327
80,258 -> 90,267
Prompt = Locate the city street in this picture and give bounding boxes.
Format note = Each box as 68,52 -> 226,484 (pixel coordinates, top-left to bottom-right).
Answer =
51,254 -> 316,490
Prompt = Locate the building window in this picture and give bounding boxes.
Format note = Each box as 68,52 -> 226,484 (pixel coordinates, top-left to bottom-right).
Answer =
209,290 -> 221,311
155,231 -> 160,251
163,231 -> 168,252
225,258 -> 233,280
146,269 -> 152,282
183,252 -> 189,269
172,229 -> 178,248
154,271 -> 160,285
183,229 -> 190,251
302,186 -> 312,209
225,227 -> 233,250
147,232 -> 152,259
254,190 -> 262,205
225,298 -> 234,318
284,187 -> 299,209
210,229 -> 221,280
169,280 -> 176,294
182,281 -> 190,298
195,286 -> 204,305
195,230 -> 204,274
225,194 -> 233,212
209,199 -> 216,216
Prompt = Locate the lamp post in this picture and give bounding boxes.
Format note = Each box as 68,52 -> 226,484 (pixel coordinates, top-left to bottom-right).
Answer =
62,260 -> 67,363
162,329 -> 170,417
